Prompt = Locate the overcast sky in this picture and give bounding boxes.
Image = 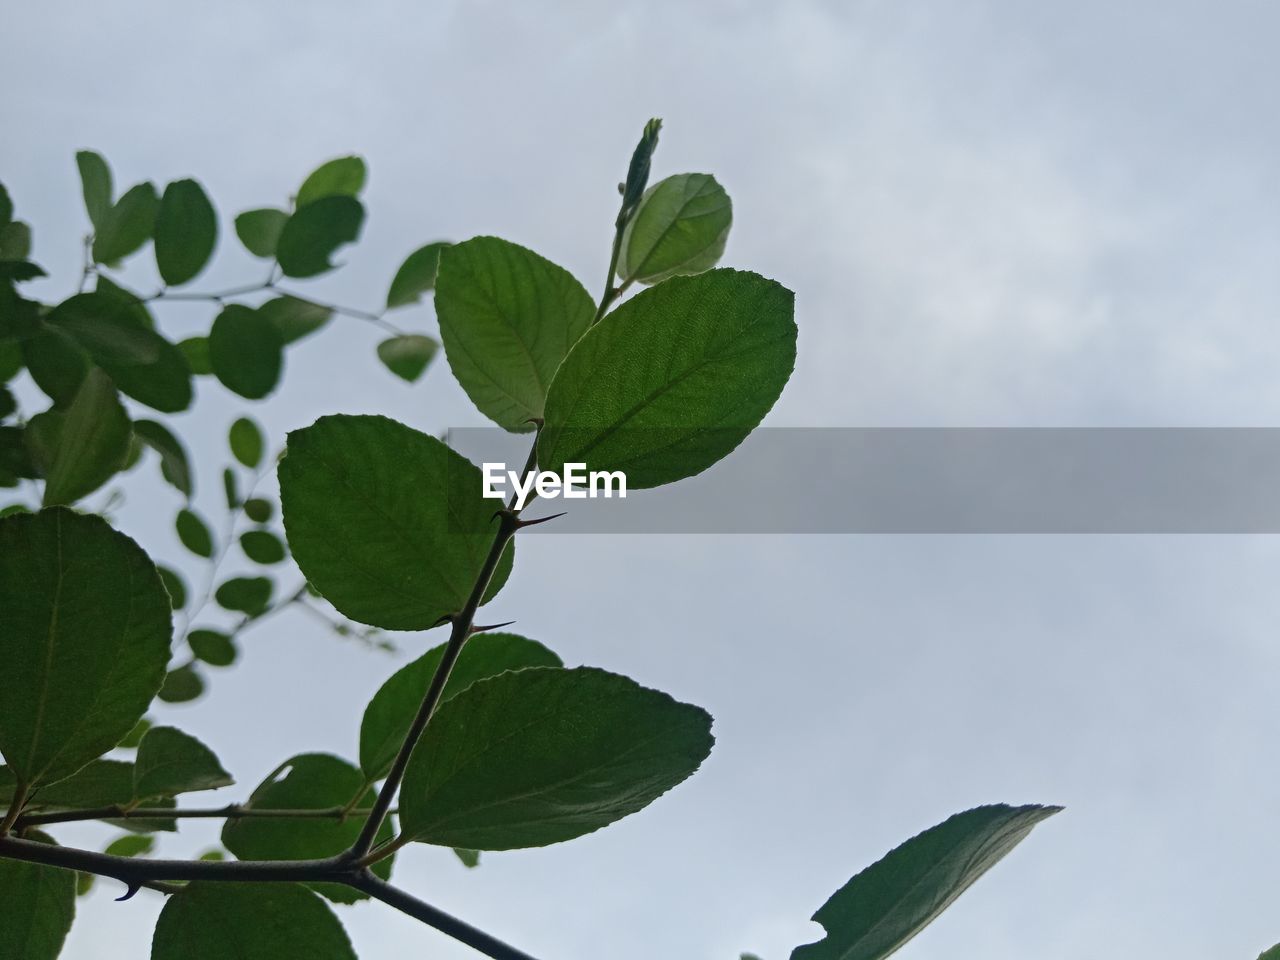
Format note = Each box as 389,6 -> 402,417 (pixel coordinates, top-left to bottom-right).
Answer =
5,1 -> 1280,958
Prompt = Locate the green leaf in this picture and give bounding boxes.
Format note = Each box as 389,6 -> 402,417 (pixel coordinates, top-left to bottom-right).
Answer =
360,631 -> 561,781
234,208 -> 288,258
275,196 -> 364,279
0,338 -> 22,383
0,384 -> 14,420
296,156 -> 367,208
151,882 -> 357,960
104,833 -> 155,857
453,848 -> 480,868
0,220 -> 32,260
229,416 -> 265,468
29,759 -> 136,807
1260,946 -> 1280,960
119,718 -> 152,749
215,575 -> 272,615
154,179 -> 218,285
240,530 -> 286,565
0,508 -> 172,786
105,794 -> 177,833
209,304 -> 283,400
618,173 -> 732,284
40,368 -> 131,506
223,467 -> 239,509
133,419 -> 194,497
243,497 -> 273,523
22,327 -> 89,407
157,565 -> 187,609
539,269 -> 796,489
376,333 -> 438,383
222,754 -> 392,903
134,726 -> 233,797
189,629 -> 237,667
0,834 -> 76,960
258,296 -> 331,344
158,666 -> 204,704
435,236 -> 595,432
175,507 -> 214,557
92,181 -> 159,265
178,336 -> 212,375
399,666 -> 713,850
279,414 -> 514,630
76,149 -> 113,231
386,241 -> 449,308
791,804 -> 1062,960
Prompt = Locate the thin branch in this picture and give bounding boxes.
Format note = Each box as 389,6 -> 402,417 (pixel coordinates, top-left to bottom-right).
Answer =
271,286 -> 405,335
16,803 -> 381,829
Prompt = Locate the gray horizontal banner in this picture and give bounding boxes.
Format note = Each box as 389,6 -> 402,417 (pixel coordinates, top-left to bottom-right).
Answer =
444,428 -> 1280,533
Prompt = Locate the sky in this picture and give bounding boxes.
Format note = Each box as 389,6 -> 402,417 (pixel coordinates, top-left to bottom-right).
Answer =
4,1 -> 1280,958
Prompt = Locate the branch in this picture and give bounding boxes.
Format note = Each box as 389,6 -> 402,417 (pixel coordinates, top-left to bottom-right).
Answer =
15,803 -> 379,829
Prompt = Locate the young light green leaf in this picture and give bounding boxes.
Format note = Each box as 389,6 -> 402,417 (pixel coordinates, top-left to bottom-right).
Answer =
435,236 -> 595,431
188,629 -> 237,667
258,296 -> 332,344
92,181 -> 159,265
215,576 -> 272,615
41,368 -> 131,506
229,416 -> 265,468
221,754 -> 391,903
133,419 -> 194,497
0,508 -> 172,787
387,241 -> 449,308
376,333 -> 438,383
151,882 -> 357,960
453,848 -> 480,868
154,179 -> 218,285
296,156 -> 367,208
158,666 -> 204,704
791,804 -> 1062,960
234,208 -> 288,258
119,717 -> 152,750
359,631 -> 562,780
240,530 -> 286,565
539,269 -> 796,489
275,196 -> 364,278
75,149 -> 113,231
279,414 -> 514,630
156,565 -> 187,609
104,833 -> 155,857
209,304 -> 283,400
618,173 -> 732,284
399,666 -> 713,850
134,726 -> 233,798
175,507 -> 214,557
0,835 -> 76,960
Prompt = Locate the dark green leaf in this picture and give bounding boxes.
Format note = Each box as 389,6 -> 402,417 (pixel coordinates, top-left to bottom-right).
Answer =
188,629 -> 237,667
791,804 -> 1062,960
178,336 -> 212,375
243,497 -> 273,523
0,260 -> 46,282
453,847 -> 480,868
104,833 -> 155,857
23,411 -> 62,475
360,631 -> 561,781
154,178 -> 218,285
76,150 -> 113,231
158,666 -> 204,704
386,241 -> 449,308
31,759 -> 135,806
175,508 -> 214,557
215,576 -> 272,615
1260,947 -> 1280,960
229,416 -> 264,468
94,274 -> 155,328
0,509 -> 172,786
234,208 -> 288,258
0,385 -> 14,420
275,196 -> 364,279
223,467 -> 239,509
41,368 -> 131,506
618,173 -> 732,284
92,181 -> 159,265
104,794 -> 177,833
279,414 -> 514,630
621,118 -> 662,214
209,304 -> 283,400
435,236 -> 594,431
157,565 -> 187,609
399,666 -> 713,850
0,220 -> 32,260
0,338 -> 22,382
22,328 -> 89,407
258,296 -> 331,344
240,529 -> 286,565
0,834 -> 76,960
296,156 -> 366,207
134,726 -> 233,797
376,333 -> 438,383
539,269 -> 796,489
0,180 -> 13,223
0,425 -> 39,484
152,882 -> 357,960
134,419 -> 194,497
222,754 -> 392,903
119,718 -> 152,749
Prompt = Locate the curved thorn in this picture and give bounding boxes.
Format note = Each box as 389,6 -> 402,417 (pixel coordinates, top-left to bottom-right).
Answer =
470,620 -> 516,635
515,511 -> 566,530
116,883 -> 141,902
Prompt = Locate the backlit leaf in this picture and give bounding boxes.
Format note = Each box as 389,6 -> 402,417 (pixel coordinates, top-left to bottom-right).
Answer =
386,241 -> 449,308
276,196 -> 364,278
296,156 -> 366,208
617,173 -> 732,284
376,334 -> 437,383
234,208 -> 288,259
258,296 -> 331,344
92,181 -> 159,265
134,726 -> 233,798
154,179 -> 218,285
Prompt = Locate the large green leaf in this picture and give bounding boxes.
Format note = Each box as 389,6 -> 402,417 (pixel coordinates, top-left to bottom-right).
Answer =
221,754 -> 391,903
133,419 -> 193,497
154,179 -> 218,285
359,632 -> 561,781
386,241 -> 449,308
40,368 -> 131,506
0,508 -> 172,787
295,156 -> 366,207
279,414 -> 514,630
209,304 -> 283,399
151,882 -> 357,960
791,804 -> 1062,960
21,328 -> 89,407
234,208 -> 288,258
399,666 -> 713,850
134,726 -> 233,798
0,834 -> 76,960
75,150 -> 113,231
92,181 -> 159,265
275,196 -> 364,278
435,236 -> 594,431
376,333 -> 438,383
617,173 -> 732,284
539,269 -> 796,489
1259,946 -> 1280,960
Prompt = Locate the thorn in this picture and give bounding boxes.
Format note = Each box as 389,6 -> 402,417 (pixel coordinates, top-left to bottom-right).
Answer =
116,883 -> 141,902
431,613 -> 454,629
514,511 -> 566,529
470,620 -> 516,636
